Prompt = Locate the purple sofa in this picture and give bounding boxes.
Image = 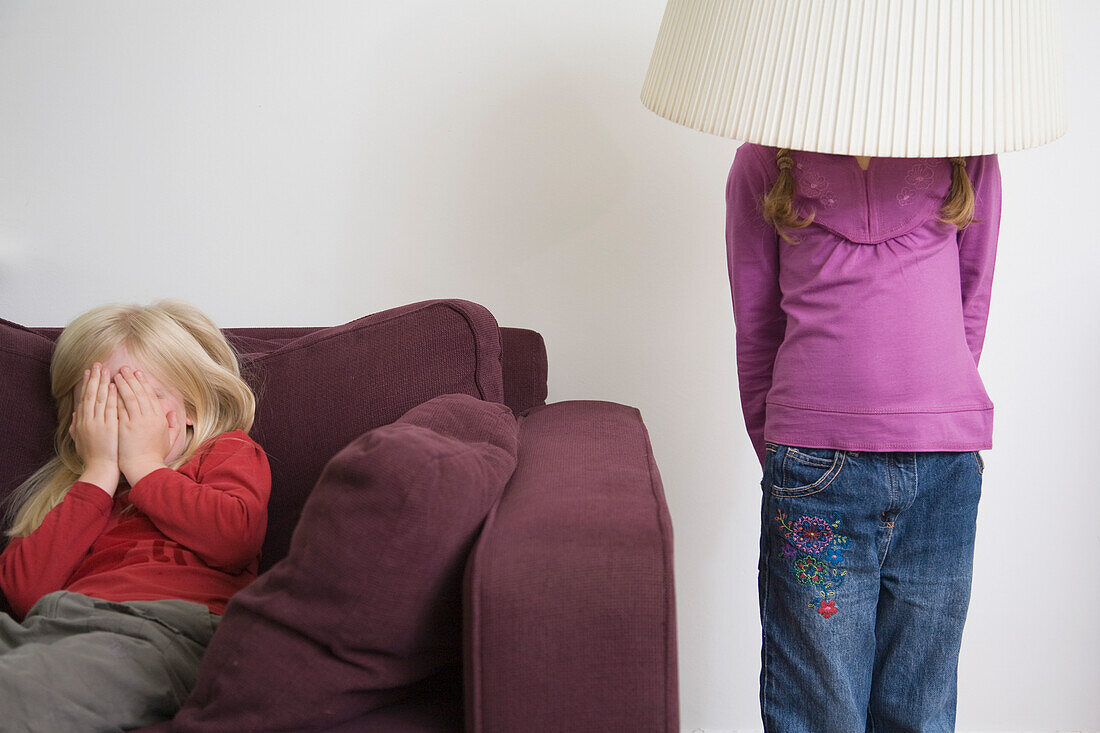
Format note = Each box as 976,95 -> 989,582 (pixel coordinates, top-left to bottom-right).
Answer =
0,299 -> 678,732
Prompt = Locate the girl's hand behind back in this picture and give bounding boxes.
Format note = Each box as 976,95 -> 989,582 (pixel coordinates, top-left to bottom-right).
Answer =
115,367 -> 181,485
69,363 -> 121,496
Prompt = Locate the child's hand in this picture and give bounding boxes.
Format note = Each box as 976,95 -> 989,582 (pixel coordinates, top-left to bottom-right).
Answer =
69,363 -> 121,496
114,366 -> 180,485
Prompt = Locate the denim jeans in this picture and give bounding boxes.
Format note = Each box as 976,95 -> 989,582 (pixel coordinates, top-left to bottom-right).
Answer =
758,443 -> 983,732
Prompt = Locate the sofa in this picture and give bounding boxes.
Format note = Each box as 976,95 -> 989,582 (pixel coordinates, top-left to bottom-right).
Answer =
0,298 -> 678,732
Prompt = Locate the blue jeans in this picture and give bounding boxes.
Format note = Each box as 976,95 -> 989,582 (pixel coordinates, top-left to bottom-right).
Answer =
758,443 -> 984,732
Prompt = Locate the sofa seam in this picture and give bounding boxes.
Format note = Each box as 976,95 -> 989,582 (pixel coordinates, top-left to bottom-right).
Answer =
636,404 -> 675,730
242,300 -> 500,401
245,300 -> 452,361
442,301 -> 498,403
0,344 -> 52,365
467,498 -> 496,733
465,410 -> 522,732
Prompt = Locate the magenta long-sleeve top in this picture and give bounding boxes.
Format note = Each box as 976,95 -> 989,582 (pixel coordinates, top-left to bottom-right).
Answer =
726,142 -> 1001,469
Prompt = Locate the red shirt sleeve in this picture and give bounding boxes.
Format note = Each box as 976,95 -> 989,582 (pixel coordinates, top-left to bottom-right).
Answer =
956,154 -> 1001,368
0,481 -> 114,619
727,142 -> 786,470
127,432 -> 271,574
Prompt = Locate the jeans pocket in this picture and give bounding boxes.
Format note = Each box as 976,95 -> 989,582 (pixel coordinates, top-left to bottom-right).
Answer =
771,445 -> 846,498
973,450 -> 984,474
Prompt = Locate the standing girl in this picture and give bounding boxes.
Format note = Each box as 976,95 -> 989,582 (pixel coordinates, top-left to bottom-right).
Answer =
0,299 -> 271,732
726,144 -> 999,731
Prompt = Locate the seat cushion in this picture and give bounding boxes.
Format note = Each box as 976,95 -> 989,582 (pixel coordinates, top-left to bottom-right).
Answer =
229,299 -> 504,572
166,393 -> 518,732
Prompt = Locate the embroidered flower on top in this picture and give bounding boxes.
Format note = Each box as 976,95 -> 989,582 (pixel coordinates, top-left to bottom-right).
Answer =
905,162 -> 935,189
897,187 -> 917,207
801,172 -> 829,198
797,170 -> 839,210
775,509 -> 849,619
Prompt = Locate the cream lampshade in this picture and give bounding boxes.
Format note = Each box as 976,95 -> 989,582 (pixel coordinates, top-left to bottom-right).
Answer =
640,0 -> 1067,157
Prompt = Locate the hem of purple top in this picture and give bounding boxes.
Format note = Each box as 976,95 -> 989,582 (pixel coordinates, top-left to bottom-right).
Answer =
764,401 -> 993,452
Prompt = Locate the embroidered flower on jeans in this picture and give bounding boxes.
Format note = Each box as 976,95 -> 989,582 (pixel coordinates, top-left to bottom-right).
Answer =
897,187 -> 917,207
790,515 -> 833,555
905,162 -> 935,189
794,556 -> 828,585
775,509 -> 850,620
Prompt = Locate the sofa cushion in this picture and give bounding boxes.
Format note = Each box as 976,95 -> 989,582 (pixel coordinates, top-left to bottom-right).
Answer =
235,299 -> 505,572
0,318 -> 56,512
0,319 -> 57,619
167,393 -> 518,732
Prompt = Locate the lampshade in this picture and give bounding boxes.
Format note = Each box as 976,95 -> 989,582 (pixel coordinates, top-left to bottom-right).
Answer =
640,0 -> 1067,157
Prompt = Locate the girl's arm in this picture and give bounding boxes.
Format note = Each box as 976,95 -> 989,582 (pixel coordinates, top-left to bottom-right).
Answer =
127,434 -> 271,573
1,364 -> 121,618
0,482 -> 113,619
726,143 -> 786,469
957,155 -> 1002,367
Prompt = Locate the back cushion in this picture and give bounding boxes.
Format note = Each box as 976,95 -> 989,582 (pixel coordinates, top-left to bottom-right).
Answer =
0,318 -> 55,509
233,299 -> 503,571
0,299 -> 504,577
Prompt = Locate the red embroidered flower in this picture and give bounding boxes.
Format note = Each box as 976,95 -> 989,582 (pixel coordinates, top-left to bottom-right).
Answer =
817,600 -> 839,619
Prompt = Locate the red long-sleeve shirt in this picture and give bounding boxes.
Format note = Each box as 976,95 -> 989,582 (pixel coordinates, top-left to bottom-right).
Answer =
0,430 -> 271,620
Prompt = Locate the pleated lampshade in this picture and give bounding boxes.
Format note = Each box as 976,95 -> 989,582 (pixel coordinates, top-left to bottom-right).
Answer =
640,0 -> 1067,157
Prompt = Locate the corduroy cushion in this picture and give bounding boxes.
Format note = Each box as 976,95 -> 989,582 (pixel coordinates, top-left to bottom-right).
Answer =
168,393 -> 518,732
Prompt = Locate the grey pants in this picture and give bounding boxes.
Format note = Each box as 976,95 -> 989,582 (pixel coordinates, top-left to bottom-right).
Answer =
0,590 -> 221,732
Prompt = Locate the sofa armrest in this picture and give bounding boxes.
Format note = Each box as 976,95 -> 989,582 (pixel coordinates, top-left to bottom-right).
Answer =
462,400 -> 678,733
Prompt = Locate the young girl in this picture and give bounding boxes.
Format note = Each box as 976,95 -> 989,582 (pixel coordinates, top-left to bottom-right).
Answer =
0,299 -> 271,731
727,145 -> 999,731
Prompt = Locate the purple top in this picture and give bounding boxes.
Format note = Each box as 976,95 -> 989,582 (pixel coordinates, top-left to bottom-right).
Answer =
725,143 -> 1001,468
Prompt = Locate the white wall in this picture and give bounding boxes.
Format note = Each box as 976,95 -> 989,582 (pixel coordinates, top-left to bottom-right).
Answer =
1,1 -> 1097,730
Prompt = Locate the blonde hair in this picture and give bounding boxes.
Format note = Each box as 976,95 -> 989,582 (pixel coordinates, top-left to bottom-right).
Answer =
763,148 -> 979,244
3,299 -> 256,539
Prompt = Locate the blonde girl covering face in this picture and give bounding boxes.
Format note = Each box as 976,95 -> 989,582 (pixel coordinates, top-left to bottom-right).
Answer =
3,299 -> 256,539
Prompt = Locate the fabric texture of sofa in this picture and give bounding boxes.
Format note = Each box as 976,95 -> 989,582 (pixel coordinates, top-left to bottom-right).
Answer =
0,298 -> 679,732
